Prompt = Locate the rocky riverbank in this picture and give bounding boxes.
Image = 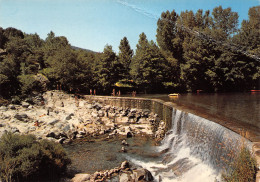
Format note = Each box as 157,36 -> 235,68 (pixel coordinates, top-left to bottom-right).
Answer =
72,161 -> 154,182
0,91 -> 166,143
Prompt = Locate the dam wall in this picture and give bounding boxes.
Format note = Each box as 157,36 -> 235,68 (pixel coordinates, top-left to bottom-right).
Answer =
84,95 -> 260,181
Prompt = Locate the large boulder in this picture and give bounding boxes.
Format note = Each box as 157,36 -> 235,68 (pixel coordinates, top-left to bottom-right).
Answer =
132,168 -> 154,181
119,173 -> 133,182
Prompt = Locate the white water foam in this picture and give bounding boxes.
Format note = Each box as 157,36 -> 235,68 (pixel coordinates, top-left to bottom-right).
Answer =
125,108 -> 251,182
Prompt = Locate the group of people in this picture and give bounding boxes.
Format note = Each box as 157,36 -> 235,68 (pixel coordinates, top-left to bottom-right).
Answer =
89,89 -> 137,97
111,89 -> 121,96
89,89 -> 96,95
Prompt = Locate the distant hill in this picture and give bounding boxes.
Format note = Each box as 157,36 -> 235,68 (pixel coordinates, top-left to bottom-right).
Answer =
71,46 -> 98,53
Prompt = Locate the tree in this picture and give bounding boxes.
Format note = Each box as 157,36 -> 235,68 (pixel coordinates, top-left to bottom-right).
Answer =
95,45 -> 120,93
211,6 -> 239,40
156,10 -> 182,60
118,37 -> 133,79
43,47 -> 91,92
131,33 -> 170,92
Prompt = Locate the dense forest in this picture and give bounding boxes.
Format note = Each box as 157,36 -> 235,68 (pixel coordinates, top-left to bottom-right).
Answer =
0,6 -> 259,99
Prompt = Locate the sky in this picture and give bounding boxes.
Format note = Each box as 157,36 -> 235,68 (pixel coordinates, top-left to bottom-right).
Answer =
0,0 -> 259,53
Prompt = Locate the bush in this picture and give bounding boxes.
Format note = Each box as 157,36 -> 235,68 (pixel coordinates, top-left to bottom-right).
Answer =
222,145 -> 257,182
0,132 -> 71,182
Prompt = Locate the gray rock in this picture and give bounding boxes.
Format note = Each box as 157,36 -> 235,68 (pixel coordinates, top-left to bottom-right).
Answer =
0,106 -> 7,111
130,108 -> 137,113
132,168 -> 154,181
58,137 -> 66,144
104,105 -> 111,111
121,146 -> 126,153
11,127 -> 19,133
86,104 -> 93,109
120,161 -> 130,169
65,113 -> 74,120
14,113 -> 28,121
9,105 -> 16,110
29,126 -> 36,131
21,102 -> 30,108
92,102 -> 102,110
72,173 -> 91,182
126,131 -> 133,138
91,111 -> 98,118
98,110 -> 105,117
55,123 -> 64,129
63,124 -> 71,132
46,132 -> 56,138
121,140 -> 128,146
119,173 -> 133,182
48,119 -> 59,125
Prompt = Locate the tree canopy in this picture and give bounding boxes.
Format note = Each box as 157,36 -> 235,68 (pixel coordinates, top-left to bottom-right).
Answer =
0,5 -> 259,98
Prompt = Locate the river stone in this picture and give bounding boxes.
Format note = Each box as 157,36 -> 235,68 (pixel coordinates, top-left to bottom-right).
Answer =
14,113 -> 28,121
120,161 -> 130,169
0,106 -> 7,111
86,104 -> 93,109
21,101 -> 30,108
10,127 -> 20,133
119,173 -> 133,182
46,132 -> 56,138
130,108 -> 137,113
132,168 -> 154,181
72,173 -> 91,182
8,104 -> 16,110
104,105 -> 111,111
78,101 -> 86,107
63,124 -> 71,132
92,103 -> 102,110
48,119 -> 59,126
65,113 -> 74,120
98,110 -> 105,117
91,111 -> 98,118
121,140 -> 128,146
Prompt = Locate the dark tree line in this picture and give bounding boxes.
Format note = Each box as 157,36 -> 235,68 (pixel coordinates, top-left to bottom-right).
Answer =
0,6 -> 259,99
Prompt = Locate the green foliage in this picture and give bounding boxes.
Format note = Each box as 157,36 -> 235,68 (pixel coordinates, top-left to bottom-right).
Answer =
222,146 -> 257,182
95,45 -> 121,93
18,74 -> 45,95
0,132 -> 71,182
118,37 -> 133,79
132,33 -> 171,92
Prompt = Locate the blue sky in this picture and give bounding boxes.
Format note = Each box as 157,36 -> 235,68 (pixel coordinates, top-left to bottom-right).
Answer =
0,0 -> 259,52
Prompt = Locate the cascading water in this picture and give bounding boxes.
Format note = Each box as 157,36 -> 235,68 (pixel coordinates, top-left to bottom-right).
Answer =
126,108 -> 252,182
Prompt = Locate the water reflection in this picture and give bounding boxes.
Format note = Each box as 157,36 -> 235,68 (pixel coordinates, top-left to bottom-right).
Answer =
138,92 -> 260,130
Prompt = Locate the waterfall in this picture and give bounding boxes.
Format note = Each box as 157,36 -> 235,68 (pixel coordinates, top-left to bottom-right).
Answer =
126,108 -> 252,182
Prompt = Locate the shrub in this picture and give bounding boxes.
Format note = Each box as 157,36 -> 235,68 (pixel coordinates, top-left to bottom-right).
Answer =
222,145 -> 257,182
0,132 -> 71,182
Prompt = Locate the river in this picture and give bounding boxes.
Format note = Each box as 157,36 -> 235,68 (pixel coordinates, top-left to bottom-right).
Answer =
136,92 -> 260,141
